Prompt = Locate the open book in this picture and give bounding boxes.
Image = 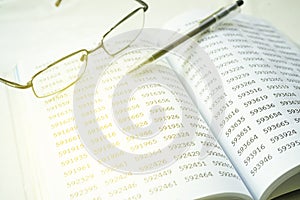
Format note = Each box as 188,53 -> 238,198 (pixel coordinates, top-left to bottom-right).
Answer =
6,11 -> 300,200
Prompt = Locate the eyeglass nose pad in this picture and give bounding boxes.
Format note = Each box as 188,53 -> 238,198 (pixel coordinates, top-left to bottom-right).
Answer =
80,54 -> 87,62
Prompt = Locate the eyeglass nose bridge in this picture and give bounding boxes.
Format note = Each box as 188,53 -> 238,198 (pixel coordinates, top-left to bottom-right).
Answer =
87,40 -> 104,54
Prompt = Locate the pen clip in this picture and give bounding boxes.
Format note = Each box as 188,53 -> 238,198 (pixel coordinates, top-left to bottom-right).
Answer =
198,1 -> 242,32
209,6 -> 241,31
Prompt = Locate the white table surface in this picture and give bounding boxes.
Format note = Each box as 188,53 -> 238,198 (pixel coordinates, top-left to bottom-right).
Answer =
0,0 -> 299,199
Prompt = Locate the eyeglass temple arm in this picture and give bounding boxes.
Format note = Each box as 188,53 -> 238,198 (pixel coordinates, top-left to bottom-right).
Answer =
55,0 -> 148,9
0,77 -> 32,89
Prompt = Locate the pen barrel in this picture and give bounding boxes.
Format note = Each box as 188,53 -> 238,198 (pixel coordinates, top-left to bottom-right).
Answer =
152,1 -> 242,62
209,2 -> 241,31
184,1 -> 241,40
131,1 -> 244,71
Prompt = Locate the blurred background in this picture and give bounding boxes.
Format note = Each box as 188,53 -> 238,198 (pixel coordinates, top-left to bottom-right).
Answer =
0,0 -> 299,199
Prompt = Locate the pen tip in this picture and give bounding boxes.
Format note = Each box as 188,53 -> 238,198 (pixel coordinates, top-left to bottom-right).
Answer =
236,0 -> 244,6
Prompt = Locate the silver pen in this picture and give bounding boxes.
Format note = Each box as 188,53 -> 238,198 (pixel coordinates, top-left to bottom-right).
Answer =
129,0 -> 244,72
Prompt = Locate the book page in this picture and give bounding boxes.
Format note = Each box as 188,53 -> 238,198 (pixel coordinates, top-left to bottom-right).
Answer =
7,33 -> 252,199
165,12 -> 300,200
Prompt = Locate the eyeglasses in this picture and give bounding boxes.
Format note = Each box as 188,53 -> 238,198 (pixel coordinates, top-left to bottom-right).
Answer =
0,0 -> 148,98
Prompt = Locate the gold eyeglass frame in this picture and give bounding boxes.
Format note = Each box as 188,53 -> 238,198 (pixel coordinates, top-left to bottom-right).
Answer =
0,0 -> 148,98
